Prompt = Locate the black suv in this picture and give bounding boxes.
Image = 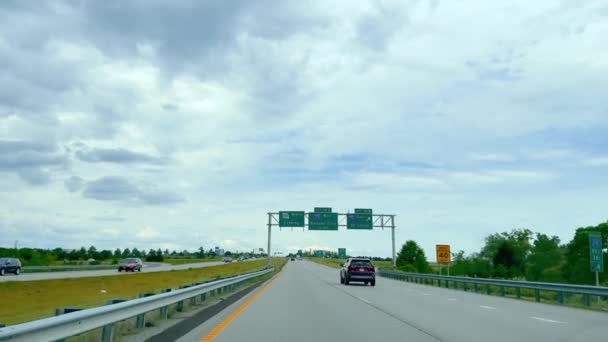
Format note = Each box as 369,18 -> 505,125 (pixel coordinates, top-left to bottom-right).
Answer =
340,258 -> 375,286
0,258 -> 22,276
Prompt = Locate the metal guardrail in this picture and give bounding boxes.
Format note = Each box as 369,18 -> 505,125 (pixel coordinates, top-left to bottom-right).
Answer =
0,267 -> 274,341
378,269 -> 608,305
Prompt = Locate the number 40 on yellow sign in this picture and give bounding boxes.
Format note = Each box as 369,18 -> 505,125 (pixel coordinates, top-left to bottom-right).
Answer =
436,244 -> 451,264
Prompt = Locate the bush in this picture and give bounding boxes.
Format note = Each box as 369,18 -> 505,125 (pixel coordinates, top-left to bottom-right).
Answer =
397,264 -> 417,273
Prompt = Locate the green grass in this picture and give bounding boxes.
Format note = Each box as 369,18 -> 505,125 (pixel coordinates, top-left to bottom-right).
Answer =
162,257 -> 222,265
0,259 -> 276,325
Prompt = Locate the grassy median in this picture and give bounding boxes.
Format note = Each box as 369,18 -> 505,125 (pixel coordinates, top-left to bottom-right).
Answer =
0,259 -> 279,325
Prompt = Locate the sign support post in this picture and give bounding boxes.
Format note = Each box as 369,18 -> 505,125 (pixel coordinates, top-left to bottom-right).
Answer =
267,213 -> 272,267
391,215 -> 396,267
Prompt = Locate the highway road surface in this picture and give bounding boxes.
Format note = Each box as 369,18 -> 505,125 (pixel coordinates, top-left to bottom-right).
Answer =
176,259 -> 607,342
0,260 -> 258,282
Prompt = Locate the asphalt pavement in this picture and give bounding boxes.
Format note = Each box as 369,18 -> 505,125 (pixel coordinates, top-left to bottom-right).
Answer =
176,259 -> 608,342
0,260 -> 257,282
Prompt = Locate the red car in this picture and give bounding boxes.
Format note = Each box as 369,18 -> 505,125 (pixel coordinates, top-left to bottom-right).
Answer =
118,258 -> 143,272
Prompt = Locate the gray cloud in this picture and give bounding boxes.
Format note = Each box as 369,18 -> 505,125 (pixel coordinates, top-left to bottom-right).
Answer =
75,148 -> 165,165
0,140 -> 68,185
82,176 -> 184,205
64,175 -> 85,192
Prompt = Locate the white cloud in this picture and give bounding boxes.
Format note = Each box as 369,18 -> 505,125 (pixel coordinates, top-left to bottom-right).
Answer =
136,227 -> 161,239
1,1 -> 607,258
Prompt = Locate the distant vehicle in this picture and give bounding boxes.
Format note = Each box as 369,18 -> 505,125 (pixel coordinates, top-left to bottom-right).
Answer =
296,256 -> 302,260
118,258 -> 142,272
223,257 -> 233,263
340,258 -> 375,286
0,258 -> 22,276
238,256 -> 245,261
290,257 -> 295,261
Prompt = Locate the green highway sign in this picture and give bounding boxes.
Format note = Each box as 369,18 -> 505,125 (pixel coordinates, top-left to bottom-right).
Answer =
297,249 -> 302,256
347,213 -> 373,229
279,211 -> 305,227
314,250 -> 323,257
354,208 -> 373,214
338,248 -> 346,258
589,231 -> 604,273
308,212 -> 338,230
314,207 -> 332,213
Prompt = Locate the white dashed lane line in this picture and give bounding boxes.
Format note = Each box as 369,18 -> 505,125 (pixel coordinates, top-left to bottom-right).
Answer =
447,298 -> 457,301
479,305 -> 497,310
356,296 -> 372,304
530,316 -> 566,324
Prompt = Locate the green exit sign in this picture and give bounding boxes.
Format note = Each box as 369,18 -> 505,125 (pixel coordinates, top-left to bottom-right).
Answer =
589,231 -> 604,272
354,208 -> 373,214
279,211 -> 305,227
314,207 -> 332,213
308,212 -> 338,230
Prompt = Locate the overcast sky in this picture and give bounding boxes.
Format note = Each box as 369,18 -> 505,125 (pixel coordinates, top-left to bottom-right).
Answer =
1,0 -> 607,260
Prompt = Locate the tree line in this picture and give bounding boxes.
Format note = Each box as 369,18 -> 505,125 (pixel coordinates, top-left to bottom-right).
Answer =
0,246 -> 231,265
396,221 -> 608,286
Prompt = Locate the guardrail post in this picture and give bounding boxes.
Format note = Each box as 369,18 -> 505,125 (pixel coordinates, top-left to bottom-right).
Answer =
53,309 -> 66,342
557,291 -> 564,305
102,300 -> 126,342
516,287 -> 521,299
136,293 -> 155,329
584,294 -> 590,306
486,284 -> 491,295
474,283 -> 478,293
500,286 -> 505,297
463,282 -> 468,292
534,289 -> 540,302
201,292 -> 207,302
160,289 -> 171,320
445,280 -> 449,288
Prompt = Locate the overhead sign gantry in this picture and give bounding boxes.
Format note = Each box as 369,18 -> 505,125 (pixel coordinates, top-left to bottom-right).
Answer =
267,207 -> 397,266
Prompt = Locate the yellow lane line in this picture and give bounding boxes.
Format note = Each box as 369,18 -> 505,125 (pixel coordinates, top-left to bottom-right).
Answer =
200,278 -> 278,342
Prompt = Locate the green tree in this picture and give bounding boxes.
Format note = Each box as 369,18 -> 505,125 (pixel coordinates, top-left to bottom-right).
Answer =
113,248 -> 122,259
87,246 -> 98,260
396,240 -> 430,273
78,247 -> 87,260
122,248 -> 131,258
482,229 -> 533,278
562,222 -> 608,285
526,233 -> 563,282
132,248 -> 141,257
197,247 -> 205,258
